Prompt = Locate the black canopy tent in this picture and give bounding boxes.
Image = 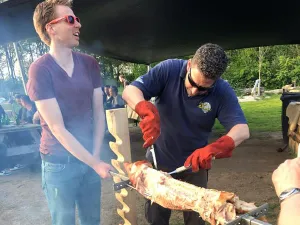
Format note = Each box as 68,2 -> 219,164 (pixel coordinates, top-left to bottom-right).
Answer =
1,0 -> 300,64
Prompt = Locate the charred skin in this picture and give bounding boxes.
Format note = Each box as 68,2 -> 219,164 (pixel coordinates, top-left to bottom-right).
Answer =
124,161 -> 258,225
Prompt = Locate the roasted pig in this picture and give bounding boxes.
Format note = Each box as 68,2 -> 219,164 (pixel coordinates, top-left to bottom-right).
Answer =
124,160 -> 257,225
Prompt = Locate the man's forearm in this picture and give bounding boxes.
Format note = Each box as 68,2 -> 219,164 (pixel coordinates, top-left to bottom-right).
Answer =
93,108 -> 106,157
51,126 -> 98,168
226,124 -> 250,147
279,194 -> 300,225
122,85 -> 145,109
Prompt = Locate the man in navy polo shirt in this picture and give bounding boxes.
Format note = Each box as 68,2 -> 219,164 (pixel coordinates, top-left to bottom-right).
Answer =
122,43 -> 250,225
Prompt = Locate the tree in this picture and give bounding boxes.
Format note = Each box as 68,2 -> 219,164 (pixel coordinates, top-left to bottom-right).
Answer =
2,38 -> 300,97
127,63 -> 148,81
3,44 -> 17,83
257,46 -> 270,96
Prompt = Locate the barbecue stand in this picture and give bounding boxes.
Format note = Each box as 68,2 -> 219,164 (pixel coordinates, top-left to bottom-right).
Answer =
225,203 -> 271,225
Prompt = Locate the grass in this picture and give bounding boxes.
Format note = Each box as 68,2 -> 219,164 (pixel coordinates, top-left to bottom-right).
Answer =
213,94 -> 282,133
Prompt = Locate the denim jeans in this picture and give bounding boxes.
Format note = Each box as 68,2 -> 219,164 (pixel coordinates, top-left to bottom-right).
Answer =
41,160 -> 101,225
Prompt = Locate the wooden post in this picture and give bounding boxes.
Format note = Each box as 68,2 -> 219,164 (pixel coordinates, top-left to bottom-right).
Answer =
106,108 -> 137,225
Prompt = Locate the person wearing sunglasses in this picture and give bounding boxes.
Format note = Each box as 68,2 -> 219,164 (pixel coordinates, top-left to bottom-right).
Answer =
26,1 -> 113,225
122,43 -> 250,225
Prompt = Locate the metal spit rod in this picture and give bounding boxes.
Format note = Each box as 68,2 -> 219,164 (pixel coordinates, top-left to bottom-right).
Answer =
225,203 -> 272,225
238,216 -> 272,225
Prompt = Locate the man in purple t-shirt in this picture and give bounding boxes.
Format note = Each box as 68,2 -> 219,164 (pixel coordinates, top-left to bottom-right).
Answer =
26,1 -> 113,224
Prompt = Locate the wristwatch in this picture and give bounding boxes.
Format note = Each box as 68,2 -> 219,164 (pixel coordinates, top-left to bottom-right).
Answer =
279,187 -> 300,203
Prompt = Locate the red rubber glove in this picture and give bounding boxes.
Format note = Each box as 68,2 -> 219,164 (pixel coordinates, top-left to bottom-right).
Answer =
184,135 -> 235,171
135,100 -> 160,148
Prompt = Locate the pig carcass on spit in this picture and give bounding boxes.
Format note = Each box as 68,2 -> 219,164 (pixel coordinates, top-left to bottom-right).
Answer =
124,160 -> 257,225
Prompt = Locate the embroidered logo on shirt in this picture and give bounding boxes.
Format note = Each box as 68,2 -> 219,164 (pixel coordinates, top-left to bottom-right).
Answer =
198,102 -> 211,113
136,77 -> 144,84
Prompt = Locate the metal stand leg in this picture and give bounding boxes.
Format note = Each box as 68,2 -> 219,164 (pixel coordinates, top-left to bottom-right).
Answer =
241,216 -> 272,225
277,143 -> 288,152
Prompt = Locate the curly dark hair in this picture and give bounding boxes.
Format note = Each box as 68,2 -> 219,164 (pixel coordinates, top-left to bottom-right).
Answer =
192,43 -> 228,80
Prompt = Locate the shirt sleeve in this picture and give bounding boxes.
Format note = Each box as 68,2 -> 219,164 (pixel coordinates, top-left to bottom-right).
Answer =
130,60 -> 170,100
217,83 -> 247,131
26,63 -> 55,101
90,58 -> 102,89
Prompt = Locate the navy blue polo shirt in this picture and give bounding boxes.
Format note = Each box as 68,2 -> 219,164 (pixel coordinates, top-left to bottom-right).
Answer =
131,59 -> 247,171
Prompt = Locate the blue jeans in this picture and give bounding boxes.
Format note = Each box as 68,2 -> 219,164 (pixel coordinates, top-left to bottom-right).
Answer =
42,161 -> 101,225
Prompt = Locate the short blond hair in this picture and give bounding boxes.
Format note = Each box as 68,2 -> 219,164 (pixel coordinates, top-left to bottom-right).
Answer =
33,0 -> 73,46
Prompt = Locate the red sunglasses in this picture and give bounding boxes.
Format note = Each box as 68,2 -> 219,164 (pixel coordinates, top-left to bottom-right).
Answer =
47,15 -> 80,26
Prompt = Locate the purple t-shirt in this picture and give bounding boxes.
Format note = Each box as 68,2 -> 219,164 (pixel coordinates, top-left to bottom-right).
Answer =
26,51 -> 102,156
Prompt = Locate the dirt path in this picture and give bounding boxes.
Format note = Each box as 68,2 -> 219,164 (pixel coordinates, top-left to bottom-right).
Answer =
0,128 -> 291,225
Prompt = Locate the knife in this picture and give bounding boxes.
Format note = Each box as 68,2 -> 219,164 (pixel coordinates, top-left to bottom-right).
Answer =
148,145 -> 158,169
109,171 -> 134,191
168,165 -> 192,175
109,171 -> 151,197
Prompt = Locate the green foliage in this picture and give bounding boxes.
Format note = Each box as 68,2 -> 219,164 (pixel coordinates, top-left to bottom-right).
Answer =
128,63 -> 148,81
1,39 -> 300,94
275,56 -> 300,86
224,45 -> 300,90
223,48 -> 259,89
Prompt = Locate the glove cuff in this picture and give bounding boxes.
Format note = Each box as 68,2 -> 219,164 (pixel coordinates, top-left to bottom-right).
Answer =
217,135 -> 235,148
212,135 -> 235,158
135,100 -> 158,118
135,100 -> 148,116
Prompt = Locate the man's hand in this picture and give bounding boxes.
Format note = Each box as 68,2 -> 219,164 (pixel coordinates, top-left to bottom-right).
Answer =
272,158 -> 300,197
184,135 -> 235,171
92,160 -> 114,179
135,100 -> 160,148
